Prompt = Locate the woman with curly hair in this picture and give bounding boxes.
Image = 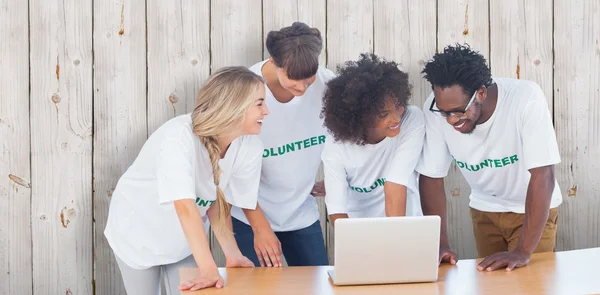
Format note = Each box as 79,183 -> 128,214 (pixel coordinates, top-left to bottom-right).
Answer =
229,22 -> 335,268
321,53 -> 425,226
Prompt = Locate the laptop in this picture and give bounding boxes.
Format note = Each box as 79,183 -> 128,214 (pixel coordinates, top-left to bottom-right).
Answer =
327,215 -> 441,286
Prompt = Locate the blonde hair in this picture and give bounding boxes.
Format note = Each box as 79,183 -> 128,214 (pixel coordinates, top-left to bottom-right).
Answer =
191,66 -> 264,233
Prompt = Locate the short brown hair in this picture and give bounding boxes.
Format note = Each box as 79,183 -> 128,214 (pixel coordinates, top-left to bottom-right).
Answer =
265,22 -> 322,80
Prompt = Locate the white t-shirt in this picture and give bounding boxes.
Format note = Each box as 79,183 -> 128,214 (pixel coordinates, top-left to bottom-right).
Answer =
230,60 -> 336,231
322,105 -> 425,218
104,114 -> 263,269
416,78 -> 562,213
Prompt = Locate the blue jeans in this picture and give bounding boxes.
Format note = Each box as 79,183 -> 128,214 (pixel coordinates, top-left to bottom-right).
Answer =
232,217 -> 329,266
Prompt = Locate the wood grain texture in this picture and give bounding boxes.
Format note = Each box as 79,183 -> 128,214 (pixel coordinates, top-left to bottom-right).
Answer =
554,0 -> 600,251
489,0 -> 553,108
92,0 -> 147,294
436,0 -> 490,259
147,0 -> 210,135
326,0 -> 373,71
181,248 -> 600,295
373,0 -> 437,112
210,0 -> 262,70
437,0 -> 489,53
29,0 -> 94,294
0,0 -> 32,294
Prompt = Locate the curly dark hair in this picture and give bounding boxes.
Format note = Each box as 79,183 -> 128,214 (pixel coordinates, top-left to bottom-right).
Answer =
265,22 -> 322,80
321,53 -> 412,145
422,43 -> 493,96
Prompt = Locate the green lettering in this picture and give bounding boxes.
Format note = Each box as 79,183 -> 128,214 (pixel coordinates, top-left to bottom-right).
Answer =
470,164 -> 480,172
209,200 -> 215,206
494,159 -> 502,167
318,135 -> 326,144
303,139 -> 310,148
278,146 -> 286,155
199,199 -> 210,206
355,187 -> 364,193
457,161 -> 465,168
377,178 -> 386,186
285,143 -> 295,153
363,187 -> 373,193
310,137 -> 318,146
465,164 -> 472,171
263,149 -> 270,158
502,157 -> 510,166
295,141 -> 303,150
370,183 -> 378,190
480,160 -> 489,168
510,155 -> 519,164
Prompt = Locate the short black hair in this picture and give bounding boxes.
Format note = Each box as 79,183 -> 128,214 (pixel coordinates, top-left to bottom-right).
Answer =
321,53 -> 412,145
422,43 -> 493,97
265,22 -> 323,80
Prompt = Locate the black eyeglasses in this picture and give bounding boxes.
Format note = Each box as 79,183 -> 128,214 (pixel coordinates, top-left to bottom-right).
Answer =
429,89 -> 479,119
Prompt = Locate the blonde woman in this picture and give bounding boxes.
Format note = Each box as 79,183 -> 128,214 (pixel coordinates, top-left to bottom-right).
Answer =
104,67 -> 269,294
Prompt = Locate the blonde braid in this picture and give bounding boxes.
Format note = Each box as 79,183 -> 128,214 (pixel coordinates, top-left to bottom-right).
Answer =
199,135 -> 230,234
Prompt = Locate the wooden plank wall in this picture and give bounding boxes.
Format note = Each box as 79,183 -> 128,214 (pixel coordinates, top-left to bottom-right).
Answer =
0,0 -> 599,294
0,1 -> 32,294
554,0 -> 600,251
29,0 -> 94,294
93,0 -> 147,294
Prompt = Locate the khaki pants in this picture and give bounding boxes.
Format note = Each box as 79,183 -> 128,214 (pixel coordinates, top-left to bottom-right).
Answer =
469,207 -> 559,258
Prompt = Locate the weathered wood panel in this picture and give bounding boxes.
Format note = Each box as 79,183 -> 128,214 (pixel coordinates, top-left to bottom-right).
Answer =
210,0 -> 262,267
437,0 -> 490,259
211,0 -> 262,70
326,0 -> 373,71
147,0 -> 210,135
29,0 -> 94,293
373,0 -> 437,115
92,0 -> 147,294
0,0 -> 32,294
554,0 -> 600,251
489,0 -> 553,108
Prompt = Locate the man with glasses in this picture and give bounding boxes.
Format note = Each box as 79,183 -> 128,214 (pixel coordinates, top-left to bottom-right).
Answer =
416,44 -> 562,272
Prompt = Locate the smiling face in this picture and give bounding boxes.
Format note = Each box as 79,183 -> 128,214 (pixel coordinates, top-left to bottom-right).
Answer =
241,83 -> 269,135
432,85 -> 485,134
365,96 -> 405,143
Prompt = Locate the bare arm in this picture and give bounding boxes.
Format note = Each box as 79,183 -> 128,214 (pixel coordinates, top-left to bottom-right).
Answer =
384,182 -> 407,217
242,204 -> 271,233
515,165 -> 555,254
242,204 -> 282,267
419,174 -> 457,264
174,199 -> 217,272
206,205 -> 240,257
419,175 -> 449,245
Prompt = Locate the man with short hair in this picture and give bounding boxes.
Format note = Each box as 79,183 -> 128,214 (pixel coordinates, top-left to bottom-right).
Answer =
417,44 -> 562,272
